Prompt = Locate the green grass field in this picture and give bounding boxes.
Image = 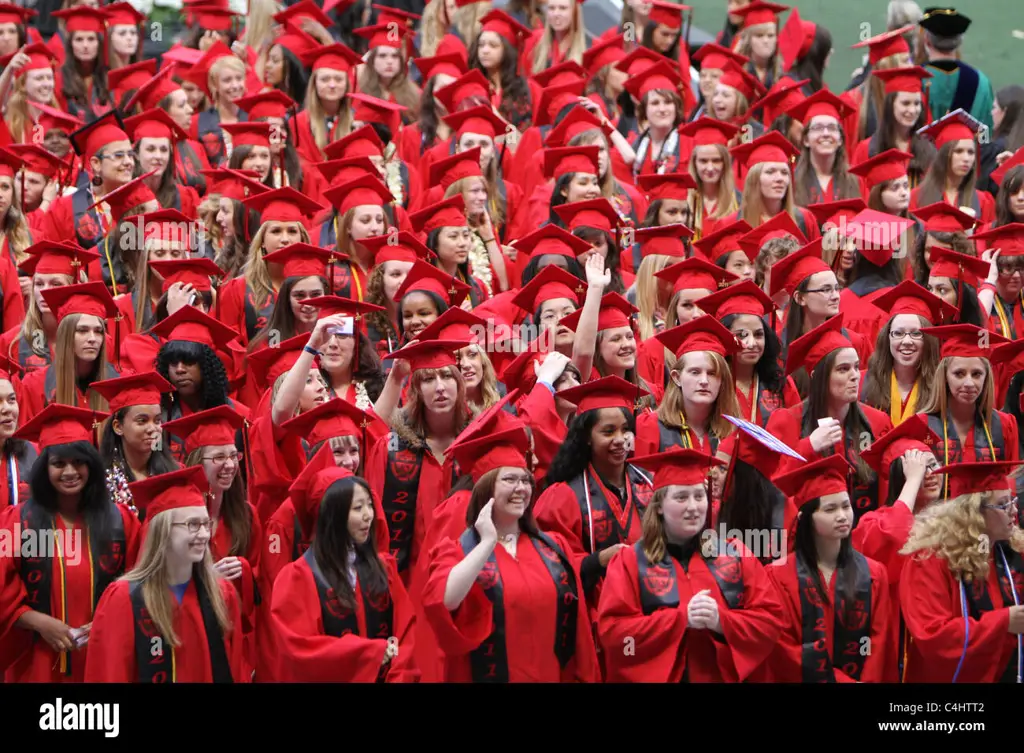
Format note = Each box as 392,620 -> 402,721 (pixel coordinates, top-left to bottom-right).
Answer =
680,0 -> 1024,92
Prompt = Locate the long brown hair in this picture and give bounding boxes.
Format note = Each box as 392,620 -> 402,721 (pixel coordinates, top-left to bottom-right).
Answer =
915,140 -> 978,208
465,467 -> 540,534
918,356 -> 995,428
185,447 -> 251,558
54,313 -> 109,411
656,350 -> 739,440
805,347 -> 872,485
738,163 -> 799,228
861,315 -> 939,413
358,48 -> 421,124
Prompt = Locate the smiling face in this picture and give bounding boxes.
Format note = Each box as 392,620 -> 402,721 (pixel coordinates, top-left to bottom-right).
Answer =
598,325 -> 636,372
729,313 -> 765,368
168,505 -> 212,564
0,379 -> 18,440
115,404 -> 163,457
804,115 -> 841,157
493,466 -> 532,521
888,314 -> 924,370
456,343 -> 485,391
589,408 -> 630,468
289,276 -> 326,330
48,454 -> 89,498
200,443 -> 239,493
401,291 -> 439,339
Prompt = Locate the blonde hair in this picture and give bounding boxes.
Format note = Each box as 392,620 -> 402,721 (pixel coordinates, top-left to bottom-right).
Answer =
20,274 -> 75,359
245,221 -> 311,308
454,2 -> 491,44
419,0 -> 450,57
54,313 -> 109,411
209,56 -> 247,109
462,343 -> 501,414
640,485 -> 711,563
304,72 -> 353,157
7,74 -> 60,143
531,2 -> 587,75
734,23 -> 783,80
918,356 -> 995,428
1,200 -> 32,266
656,350 -> 739,440
121,509 -> 231,646
900,491 -> 1024,582
358,47 -> 421,123
444,173 -> 505,230
739,162 -> 798,228
635,254 -> 676,341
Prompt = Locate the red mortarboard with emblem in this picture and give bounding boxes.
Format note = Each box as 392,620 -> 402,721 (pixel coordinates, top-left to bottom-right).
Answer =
14,403 -> 108,450
737,212 -> 806,259
768,238 -> 831,298
451,426 -> 531,484
18,240 -> 98,278
40,281 -> 118,323
233,90 -> 298,120
559,292 -> 636,333
358,231 -> 434,266
242,186 -> 325,225
843,208 -> 914,266
393,258 -> 471,306
772,454 -> 853,507
696,279 -> 777,321
716,60 -> 766,104
556,374 -> 647,414
870,280 -> 957,325
90,371 -> 173,413
861,414 -> 941,477
554,198 -> 622,235
511,265 -> 585,315
871,66 -> 932,95
848,149 -> 913,189
408,194 -> 467,235
655,256 -> 739,296
414,307 -> 486,343
324,174 -> 394,216
851,25 -> 913,65
911,201 -> 978,234
933,461 -> 1021,498
636,172 -> 696,202
654,315 -> 742,360
785,314 -> 852,375
730,130 -> 800,171
428,147 -> 483,190
511,223 -> 593,259
149,257 -> 224,293
971,224 -> 1024,257
262,243 -> 334,280
919,323 -> 1010,361
128,465 -> 213,521
635,224 -> 693,259
629,447 -> 725,490
123,108 -> 190,143
281,394 -> 388,449
693,219 -> 754,262
150,305 -> 240,350
68,110 -> 130,164
678,117 -> 740,147
917,108 -> 983,150
543,145 -> 600,180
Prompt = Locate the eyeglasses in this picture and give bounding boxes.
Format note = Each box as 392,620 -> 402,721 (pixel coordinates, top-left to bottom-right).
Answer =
805,284 -> 843,296
983,497 -> 1018,513
889,329 -> 924,340
807,123 -> 841,134
173,518 -> 214,534
98,150 -> 136,163
202,452 -> 243,466
997,261 -> 1024,275
498,475 -> 532,488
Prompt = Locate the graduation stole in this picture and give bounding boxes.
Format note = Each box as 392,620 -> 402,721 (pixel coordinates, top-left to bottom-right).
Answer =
633,128 -> 680,179
889,373 -> 919,426
991,292 -> 1024,341
962,542 -> 1024,683
175,141 -> 206,194
70,185 -> 102,249
567,464 -> 653,553
660,416 -> 721,455
17,331 -> 52,371
129,576 -> 233,684
382,434 -> 425,573
926,410 -> 1003,497
243,283 -> 277,342
796,549 -> 873,683
458,528 -> 578,683
18,501 -> 125,676
6,444 -> 37,507
302,548 -> 394,642
801,402 -> 879,522
634,539 -> 746,615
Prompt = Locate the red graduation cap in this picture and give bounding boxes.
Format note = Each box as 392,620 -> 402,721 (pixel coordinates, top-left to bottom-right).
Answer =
691,42 -> 749,71
433,70 -> 491,114
281,394 -> 386,449
14,403 -> 107,450
428,147 -> 484,190
389,337 -> 469,372
353,22 -> 414,50
412,52 -> 468,82
479,9 -> 532,47
187,4 -> 240,31
635,224 -> 693,259
107,59 -> 158,98
450,426 -> 531,484
90,371 -> 173,413
442,105 -> 509,140
848,149 -> 913,189
991,147 -> 1024,187
495,348 -> 549,397
51,6 -> 107,32
200,168 -> 266,201
273,0 -> 334,28
623,59 -> 684,101
242,186 -> 325,225
753,77 -> 809,125
772,454 -> 853,507
872,66 -> 932,95
149,257 -> 224,292
358,231 -> 433,266
933,461 -> 1020,498
287,443 -> 354,536
851,25 -> 913,66
314,156 -> 378,188
654,315 -> 742,360
694,219 -> 754,262
301,42 -> 364,74
511,223 -> 593,259
554,198 -> 622,235
233,90 -> 297,120
911,201 -> 978,234
512,265 -> 585,315
678,116 -> 740,147
0,3 -> 36,25
971,224 -> 1024,257
737,212 -> 807,259
7,42 -> 54,79
629,447 -> 725,490
415,307 -> 486,343
870,279 -> 958,325
262,243 -> 334,280
861,414 -> 941,477
123,108 -> 189,143
768,238 -> 831,298
717,60 -> 766,103
371,2 -> 420,25
30,100 -> 83,135
88,172 -> 158,225
613,46 -> 664,77
647,0 -> 687,29
582,34 -> 626,75
159,44 -> 204,68
556,374 -> 647,414
786,88 -> 855,125
68,110 -> 130,164
919,323 -> 1010,361
305,295 -> 385,320
784,314 -> 852,375
125,66 -> 182,112
990,338 -> 1024,377
394,258 -> 471,306
843,208 -> 914,265
806,198 -> 867,231
247,333 -> 315,391
221,121 -> 273,149
162,404 -> 247,456
532,60 -> 589,89
128,465 -> 212,521
732,0 -> 788,28
271,18 -> 321,59
917,108 -> 983,149
150,305 -> 239,350
696,279 -> 776,321
324,174 -> 395,216
636,172 -> 696,202
655,256 -> 739,296
716,420 -> 790,485
928,245 -> 990,284
777,5 -> 816,70
104,1 -> 146,26
181,39 -> 236,98
0,148 -> 21,180
19,240 -> 99,278
5,144 -> 62,179
0,354 -> 22,382
132,207 -> 194,246
543,145 -> 600,180
408,194 -> 467,235
324,124 -> 385,160
533,79 -> 587,128
730,130 -> 800,170
41,281 -> 118,323
560,291 -> 636,333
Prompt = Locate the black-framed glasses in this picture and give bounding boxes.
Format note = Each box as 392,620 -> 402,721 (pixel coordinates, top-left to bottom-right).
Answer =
805,284 -> 843,296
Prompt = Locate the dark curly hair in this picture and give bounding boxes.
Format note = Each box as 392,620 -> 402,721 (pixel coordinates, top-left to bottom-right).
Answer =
156,339 -> 232,413
543,407 -> 636,489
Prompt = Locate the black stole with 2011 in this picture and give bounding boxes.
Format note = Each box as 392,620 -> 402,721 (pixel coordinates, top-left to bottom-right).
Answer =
567,466 -> 653,553
129,575 -> 233,683
634,539 -> 745,615
796,549 -> 873,683
458,528 -> 578,683
382,434 -> 425,573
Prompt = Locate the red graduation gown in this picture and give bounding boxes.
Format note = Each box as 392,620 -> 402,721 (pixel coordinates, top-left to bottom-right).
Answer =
422,531 -> 600,682
0,325 -> 52,374
595,540 -> 785,682
269,552 -> 418,682
83,578 -> 249,682
763,553 -> 896,682
209,504 -> 262,678
512,383 -> 567,483
0,504 -> 141,682
900,547 -> 1022,683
